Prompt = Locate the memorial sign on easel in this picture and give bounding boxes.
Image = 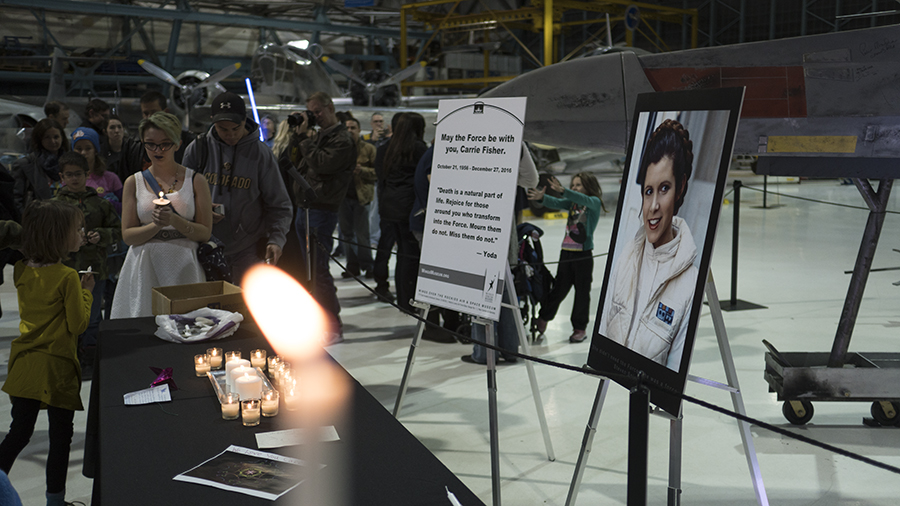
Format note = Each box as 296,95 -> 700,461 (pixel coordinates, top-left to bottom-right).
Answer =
588,88 -> 744,416
416,98 -> 527,320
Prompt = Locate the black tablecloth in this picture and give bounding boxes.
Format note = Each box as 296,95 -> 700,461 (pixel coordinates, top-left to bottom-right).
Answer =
87,317 -> 484,505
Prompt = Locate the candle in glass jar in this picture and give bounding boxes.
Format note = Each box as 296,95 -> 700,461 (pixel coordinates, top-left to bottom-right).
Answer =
225,351 -> 242,362
221,393 -> 240,420
207,347 -> 223,369
267,355 -> 281,372
235,372 -> 262,401
152,191 -> 171,206
250,349 -> 267,369
284,387 -> 299,412
241,399 -> 261,426
194,354 -> 210,376
261,390 -> 279,417
224,359 -> 250,390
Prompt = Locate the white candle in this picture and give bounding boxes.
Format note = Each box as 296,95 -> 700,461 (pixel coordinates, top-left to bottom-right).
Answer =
225,351 -> 242,362
221,393 -> 240,420
250,349 -> 267,369
284,387 -> 299,412
224,359 -> 250,390
261,390 -> 279,417
241,399 -> 261,427
235,373 -> 262,401
207,347 -> 223,369
152,191 -> 171,206
194,354 -> 210,377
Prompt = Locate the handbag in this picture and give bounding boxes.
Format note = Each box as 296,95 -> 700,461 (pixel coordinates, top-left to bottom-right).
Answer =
141,170 -> 232,283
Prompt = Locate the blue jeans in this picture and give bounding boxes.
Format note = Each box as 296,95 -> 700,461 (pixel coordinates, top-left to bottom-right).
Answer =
471,288 -> 520,363
228,245 -> 263,287
295,208 -> 341,322
338,198 -> 373,274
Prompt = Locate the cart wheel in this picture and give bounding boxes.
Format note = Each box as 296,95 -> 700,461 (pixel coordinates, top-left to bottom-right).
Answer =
870,401 -> 900,426
783,400 -> 814,425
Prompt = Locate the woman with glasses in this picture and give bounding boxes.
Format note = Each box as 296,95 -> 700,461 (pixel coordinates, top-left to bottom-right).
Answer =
110,112 -> 213,318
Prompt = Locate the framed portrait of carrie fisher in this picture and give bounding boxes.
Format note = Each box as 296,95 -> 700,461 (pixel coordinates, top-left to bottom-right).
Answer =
587,88 -> 744,416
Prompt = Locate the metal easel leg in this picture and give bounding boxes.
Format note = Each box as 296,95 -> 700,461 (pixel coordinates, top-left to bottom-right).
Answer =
393,301 -> 431,418
504,266 -> 555,461
477,318 -> 502,506
705,271 -> 770,506
564,379 -> 609,506
667,416 -> 682,506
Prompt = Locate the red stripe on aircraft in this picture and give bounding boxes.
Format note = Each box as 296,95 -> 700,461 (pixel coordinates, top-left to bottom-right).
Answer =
643,67 -> 807,118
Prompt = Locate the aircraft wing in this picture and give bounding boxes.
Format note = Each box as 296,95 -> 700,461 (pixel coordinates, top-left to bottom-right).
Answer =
485,24 -> 900,159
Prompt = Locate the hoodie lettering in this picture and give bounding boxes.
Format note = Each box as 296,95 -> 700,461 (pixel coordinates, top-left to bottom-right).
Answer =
205,173 -> 251,189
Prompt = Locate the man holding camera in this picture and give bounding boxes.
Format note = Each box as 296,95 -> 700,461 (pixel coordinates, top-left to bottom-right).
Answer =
289,92 -> 357,344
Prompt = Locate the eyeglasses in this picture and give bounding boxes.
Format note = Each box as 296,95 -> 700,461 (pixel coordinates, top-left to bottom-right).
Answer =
144,141 -> 176,152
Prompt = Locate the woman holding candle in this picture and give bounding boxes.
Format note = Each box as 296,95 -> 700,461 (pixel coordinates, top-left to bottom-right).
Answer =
110,112 -> 213,318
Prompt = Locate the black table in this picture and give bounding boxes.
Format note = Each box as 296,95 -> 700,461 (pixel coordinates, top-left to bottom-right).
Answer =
86,317 -> 484,505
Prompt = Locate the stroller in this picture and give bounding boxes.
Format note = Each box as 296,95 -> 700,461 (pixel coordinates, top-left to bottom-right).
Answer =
512,222 -> 554,341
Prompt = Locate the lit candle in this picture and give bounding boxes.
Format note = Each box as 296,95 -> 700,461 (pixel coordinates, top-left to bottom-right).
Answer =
267,355 -> 281,372
241,399 -> 261,427
235,372 -> 262,401
207,347 -> 223,369
194,354 -> 210,377
284,386 -> 299,412
221,393 -> 240,420
152,191 -> 171,206
250,349 -> 267,369
261,390 -> 279,417
278,364 -> 292,390
225,359 -> 250,390
225,351 -> 242,362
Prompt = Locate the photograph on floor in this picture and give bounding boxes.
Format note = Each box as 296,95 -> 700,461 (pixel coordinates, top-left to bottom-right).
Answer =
588,88 -> 744,415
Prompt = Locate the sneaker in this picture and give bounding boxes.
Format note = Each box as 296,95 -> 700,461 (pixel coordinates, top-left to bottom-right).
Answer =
536,318 -> 548,335
569,330 -> 587,343
341,270 -> 360,279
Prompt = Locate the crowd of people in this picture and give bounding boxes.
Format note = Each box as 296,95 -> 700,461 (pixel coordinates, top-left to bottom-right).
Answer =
0,89 -> 616,505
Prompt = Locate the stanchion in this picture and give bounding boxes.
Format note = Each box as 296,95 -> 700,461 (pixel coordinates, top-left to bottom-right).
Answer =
751,175 -> 784,210
722,180 -> 766,311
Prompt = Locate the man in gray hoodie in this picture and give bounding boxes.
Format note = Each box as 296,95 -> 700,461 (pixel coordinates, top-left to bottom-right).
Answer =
182,92 -> 293,285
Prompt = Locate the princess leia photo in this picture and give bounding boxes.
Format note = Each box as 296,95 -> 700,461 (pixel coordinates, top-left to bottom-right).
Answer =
599,119 -> 698,371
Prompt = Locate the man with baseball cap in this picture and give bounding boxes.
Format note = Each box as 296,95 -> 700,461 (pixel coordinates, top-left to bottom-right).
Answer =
182,92 -> 292,285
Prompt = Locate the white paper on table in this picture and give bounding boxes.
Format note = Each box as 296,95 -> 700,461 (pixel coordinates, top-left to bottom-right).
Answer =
173,445 -> 311,501
123,384 -> 172,405
255,426 -> 340,449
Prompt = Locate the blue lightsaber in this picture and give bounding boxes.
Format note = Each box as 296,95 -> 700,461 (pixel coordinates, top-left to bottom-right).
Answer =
244,77 -> 264,142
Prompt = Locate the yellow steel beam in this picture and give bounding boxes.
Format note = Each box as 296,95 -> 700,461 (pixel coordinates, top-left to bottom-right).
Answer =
559,15 -> 624,28
544,0 -> 553,65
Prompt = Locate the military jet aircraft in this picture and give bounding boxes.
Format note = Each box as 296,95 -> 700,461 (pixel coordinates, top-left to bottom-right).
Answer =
484,23 -> 900,159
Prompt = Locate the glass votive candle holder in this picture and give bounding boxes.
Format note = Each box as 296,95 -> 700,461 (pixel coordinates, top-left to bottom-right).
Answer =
225,351 -> 242,363
267,355 -> 281,372
207,347 -> 223,369
241,399 -> 261,427
284,387 -> 299,412
250,349 -> 267,370
221,393 -> 240,420
278,364 -> 292,389
194,354 -> 211,377
261,390 -> 279,417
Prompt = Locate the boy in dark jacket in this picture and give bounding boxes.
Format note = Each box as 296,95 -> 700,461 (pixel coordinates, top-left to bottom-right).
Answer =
53,152 -> 121,376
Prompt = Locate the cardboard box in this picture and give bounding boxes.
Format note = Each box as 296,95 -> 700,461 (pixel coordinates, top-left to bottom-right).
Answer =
152,281 -> 249,319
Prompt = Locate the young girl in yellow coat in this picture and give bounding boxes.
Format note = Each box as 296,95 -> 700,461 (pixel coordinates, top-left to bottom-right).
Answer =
0,200 -> 94,506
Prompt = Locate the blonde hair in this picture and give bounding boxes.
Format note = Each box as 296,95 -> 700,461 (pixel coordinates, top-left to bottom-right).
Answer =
271,118 -> 293,159
139,111 -> 182,148
21,200 -> 83,264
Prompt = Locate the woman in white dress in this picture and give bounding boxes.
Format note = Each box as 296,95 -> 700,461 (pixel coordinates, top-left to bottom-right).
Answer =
110,112 -> 213,318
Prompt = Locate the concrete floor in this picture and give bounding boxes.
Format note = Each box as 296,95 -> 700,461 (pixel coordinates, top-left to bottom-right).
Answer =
2,174 -> 900,505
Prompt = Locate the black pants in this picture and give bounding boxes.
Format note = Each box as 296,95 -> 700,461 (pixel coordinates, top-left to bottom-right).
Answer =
382,220 -> 420,312
539,249 -> 593,331
373,218 -> 398,290
0,396 -> 75,494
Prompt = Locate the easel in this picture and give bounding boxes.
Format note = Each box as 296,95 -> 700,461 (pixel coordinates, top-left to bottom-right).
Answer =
565,272 -> 769,506
393,264 -> 556,506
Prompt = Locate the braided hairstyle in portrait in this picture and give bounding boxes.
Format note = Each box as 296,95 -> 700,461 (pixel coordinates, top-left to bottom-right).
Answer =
637,119 -> 694,215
